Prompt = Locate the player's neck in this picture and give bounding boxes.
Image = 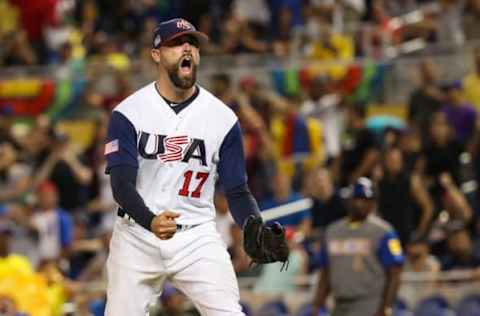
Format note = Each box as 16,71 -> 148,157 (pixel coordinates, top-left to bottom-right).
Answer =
155,78 -> 195,104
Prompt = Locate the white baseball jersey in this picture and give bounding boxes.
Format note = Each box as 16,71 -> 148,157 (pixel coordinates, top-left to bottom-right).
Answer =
105,82 -> 245,227
104,82 -> 247,316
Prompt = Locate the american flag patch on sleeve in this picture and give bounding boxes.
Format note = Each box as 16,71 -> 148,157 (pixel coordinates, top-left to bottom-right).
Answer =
105,139 -> 119,155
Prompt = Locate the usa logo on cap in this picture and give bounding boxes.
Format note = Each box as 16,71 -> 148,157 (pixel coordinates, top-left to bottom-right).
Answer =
176,19 -> 192,30
152,18 -> 209,48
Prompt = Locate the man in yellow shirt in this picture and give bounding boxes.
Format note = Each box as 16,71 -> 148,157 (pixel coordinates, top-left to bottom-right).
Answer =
463,48 -> 480,111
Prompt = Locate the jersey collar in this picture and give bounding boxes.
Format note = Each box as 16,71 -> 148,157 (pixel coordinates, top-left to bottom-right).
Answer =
154,82 -> 200,115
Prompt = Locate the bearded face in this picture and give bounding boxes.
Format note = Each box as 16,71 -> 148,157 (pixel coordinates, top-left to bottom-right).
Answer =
164,53 -> 197,89
155,35 -> 200,90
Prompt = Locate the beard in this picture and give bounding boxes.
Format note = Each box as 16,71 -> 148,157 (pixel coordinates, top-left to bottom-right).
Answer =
165,59 -> 197,90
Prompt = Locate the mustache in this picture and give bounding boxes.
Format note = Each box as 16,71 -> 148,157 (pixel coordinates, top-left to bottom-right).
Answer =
178,54 -> 195,64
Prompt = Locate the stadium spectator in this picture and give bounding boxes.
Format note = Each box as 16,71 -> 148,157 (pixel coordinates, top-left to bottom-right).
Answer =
304,0 -> 345,35
268,93 -> 324,190
434,0 -> 466,46
398,128 -> 423,174
305,167 -> 347,233
336,105 -> 379,186
33,129 -> 93,211
0,107 -> 17,145
441,81 -> 477,145
442,225 -> 480,270
269,0 -> 304,41
377,147 -> 434,246
463,47 -> 480,112
220,9 -> 271,54
29,181 -> 72,263
10,0 -> 59,64
301,19 -> 355,63
84,115 -> 116,234
438,172 -> 473,223
0,141 -> 31,204
301,75 -> 344,161
408,59 -> 444,140
428,172 -> 474,256
360,0 -> 404,58
0,29 -> 37,66
260,172 -> 312,235
404,236 -> 440,273
463,0 -> 480,41
423,112 -> 464,192
4,2 -> 480,313
210,73 -> 236,107
67,214 -> 105,280
213,75 -> 276,200
232,0 -> 271,37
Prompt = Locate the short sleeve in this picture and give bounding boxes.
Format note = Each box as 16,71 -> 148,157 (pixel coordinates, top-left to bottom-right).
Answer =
105,111 -> 139,173
377,231 -> 405,268
217,122 -> 248,191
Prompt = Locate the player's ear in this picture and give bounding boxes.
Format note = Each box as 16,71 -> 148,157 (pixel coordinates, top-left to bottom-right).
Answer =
151,49 -> 161,64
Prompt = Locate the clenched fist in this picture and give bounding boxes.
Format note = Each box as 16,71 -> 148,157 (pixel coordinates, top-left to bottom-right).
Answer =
150,211 -> 180,240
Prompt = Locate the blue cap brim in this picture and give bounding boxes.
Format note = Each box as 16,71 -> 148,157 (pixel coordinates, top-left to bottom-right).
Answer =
154,30 -> 209,48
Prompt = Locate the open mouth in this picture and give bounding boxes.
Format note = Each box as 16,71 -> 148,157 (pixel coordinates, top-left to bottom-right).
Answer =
180,56 -> 192,71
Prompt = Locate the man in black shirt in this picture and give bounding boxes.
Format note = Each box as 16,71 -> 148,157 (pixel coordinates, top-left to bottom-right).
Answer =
377,147 -> 433,246
408,59 -> 444,139
33,131 -> 93,211
423,112 -> 464,192
307,168 -> 347,232
337,105 -> 379,186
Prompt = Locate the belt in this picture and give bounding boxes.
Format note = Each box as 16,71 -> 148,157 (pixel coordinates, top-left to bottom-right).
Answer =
117,208 -> 200,232
175,224 -> 200,232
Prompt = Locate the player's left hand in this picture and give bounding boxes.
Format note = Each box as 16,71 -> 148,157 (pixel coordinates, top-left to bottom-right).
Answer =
242,215 -> 290,268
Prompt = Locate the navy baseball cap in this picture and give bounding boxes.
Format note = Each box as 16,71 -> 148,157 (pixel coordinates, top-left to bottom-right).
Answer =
152,18 -> 209,48
349,177 -> 375,199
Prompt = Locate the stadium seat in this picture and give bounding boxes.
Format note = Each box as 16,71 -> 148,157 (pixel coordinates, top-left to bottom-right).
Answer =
296,303 -> 329,316
89,298 -> 106,316
257,300 -> 290,316
455,295 -> 480,316
240,301 -> 253,316
296,303 -> 314,316
413,296 -> 455,316
394,298 -> 413,316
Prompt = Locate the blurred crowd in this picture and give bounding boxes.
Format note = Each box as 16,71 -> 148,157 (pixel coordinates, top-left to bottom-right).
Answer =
2,46 -> 480,314
2,0 -> 480,67
2,0 -> 480,315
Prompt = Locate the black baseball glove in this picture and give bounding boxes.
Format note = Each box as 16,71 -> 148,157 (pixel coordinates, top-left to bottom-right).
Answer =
242,215 -> 290,270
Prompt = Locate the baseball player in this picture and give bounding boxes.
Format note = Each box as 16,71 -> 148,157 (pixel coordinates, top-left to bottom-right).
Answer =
103,18 -> 288,316
313,178 -> 404,316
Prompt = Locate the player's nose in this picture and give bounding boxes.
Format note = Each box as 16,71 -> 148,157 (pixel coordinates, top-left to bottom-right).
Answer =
182,42 -> 192,53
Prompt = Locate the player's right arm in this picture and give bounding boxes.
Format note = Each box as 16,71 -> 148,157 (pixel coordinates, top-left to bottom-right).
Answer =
105,111 -> 178,239
376,231 -> 404,316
